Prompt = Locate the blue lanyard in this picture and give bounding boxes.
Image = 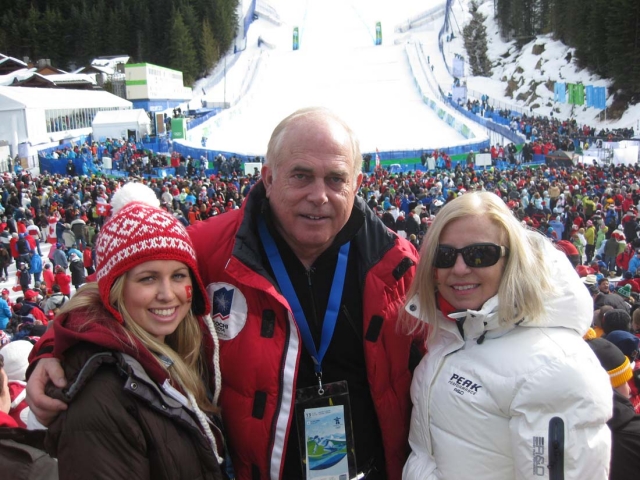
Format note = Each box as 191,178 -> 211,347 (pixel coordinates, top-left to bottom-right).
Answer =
258,217 -> 350,392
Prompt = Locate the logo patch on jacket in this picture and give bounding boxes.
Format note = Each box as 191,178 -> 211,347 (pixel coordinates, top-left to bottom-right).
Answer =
448,373 -> 482,396
207,282 -> 247,340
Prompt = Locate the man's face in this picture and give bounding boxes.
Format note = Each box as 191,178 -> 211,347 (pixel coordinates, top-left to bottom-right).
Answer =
263,115 -> 362,266
599,280 -> 610,293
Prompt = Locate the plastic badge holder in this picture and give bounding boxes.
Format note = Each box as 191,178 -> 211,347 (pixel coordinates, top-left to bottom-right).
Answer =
295,380 -> 357,480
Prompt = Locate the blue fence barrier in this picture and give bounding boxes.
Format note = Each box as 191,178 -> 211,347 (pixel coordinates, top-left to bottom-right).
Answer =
39,153 -> 97,176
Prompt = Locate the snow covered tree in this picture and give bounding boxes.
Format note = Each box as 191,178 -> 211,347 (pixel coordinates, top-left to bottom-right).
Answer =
463,2 -> 492,76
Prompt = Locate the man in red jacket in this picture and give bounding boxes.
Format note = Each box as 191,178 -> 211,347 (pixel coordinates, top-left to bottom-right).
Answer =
26,107 -> 422,480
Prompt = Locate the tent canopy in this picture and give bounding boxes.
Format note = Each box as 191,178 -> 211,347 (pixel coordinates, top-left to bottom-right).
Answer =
92,109 -> 150,126
0,85 -> 132,112
92,109 -> 151,141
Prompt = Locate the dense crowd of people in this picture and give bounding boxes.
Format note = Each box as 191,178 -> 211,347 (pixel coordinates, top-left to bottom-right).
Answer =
0,106 -> 639,478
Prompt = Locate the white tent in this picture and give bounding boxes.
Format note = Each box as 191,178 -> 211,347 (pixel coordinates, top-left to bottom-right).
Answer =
0,86 -> 132,155
92,109 -> 151,141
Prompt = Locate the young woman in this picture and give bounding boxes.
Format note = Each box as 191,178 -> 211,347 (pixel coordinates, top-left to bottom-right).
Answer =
403,192 -> 612,480
43,183 -> 225,479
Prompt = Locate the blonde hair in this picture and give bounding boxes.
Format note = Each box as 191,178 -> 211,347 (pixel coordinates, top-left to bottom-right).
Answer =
60,282 -> 217,414
265,107 -> 363,181
406,192 -> 554,343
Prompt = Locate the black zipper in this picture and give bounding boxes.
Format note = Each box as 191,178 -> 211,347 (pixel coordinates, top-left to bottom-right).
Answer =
548,416 -> 565,480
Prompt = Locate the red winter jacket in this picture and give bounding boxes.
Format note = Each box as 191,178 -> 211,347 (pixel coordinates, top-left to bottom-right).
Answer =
54,272 -> 72,296
188,182 -> 421,480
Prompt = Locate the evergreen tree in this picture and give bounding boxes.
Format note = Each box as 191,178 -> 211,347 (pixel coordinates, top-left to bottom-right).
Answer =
463,2 -> 492,77
168,9 -> 199,85
212,0 -> 239,53
201,18 -> 220,76
24,5 -> 40,60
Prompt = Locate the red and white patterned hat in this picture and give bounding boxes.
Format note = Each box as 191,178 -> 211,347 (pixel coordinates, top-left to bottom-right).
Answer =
95,182 -> 209,323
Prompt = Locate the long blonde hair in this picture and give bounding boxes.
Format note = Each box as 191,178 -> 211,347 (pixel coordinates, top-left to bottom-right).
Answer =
405,192 -> 554,343
59,282 -> 217,413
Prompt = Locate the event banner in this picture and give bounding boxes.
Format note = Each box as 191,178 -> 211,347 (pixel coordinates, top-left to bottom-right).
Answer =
293,27 -> 299,50
452,55 -> 465,78
567,83 -> 585,105
171,118 -> 186,140
554,82 -> 566,103
375,22 -> 382,45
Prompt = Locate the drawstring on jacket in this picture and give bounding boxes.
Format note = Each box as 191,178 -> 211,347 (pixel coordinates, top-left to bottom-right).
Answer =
174,313 -> 224,464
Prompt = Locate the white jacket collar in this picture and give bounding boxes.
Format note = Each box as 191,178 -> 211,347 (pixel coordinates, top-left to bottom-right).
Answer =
404,237 -> 592,339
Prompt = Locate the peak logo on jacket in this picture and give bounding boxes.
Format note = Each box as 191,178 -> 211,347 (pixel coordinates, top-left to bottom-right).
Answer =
207,282 -> 247,340
448,373 -> 482,396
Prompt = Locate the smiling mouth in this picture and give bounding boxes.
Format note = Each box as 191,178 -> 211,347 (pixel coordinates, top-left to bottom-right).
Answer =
452,285 -> 478,291
302,214 -> 326,220
149,308 -> 177,317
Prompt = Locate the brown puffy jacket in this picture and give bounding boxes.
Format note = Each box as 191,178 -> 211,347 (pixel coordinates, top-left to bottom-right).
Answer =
44,343 -> 224,480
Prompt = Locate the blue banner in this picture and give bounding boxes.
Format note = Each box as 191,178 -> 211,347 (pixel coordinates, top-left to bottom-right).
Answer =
554,82 -> 566,103
586,85 -> 594,107
595,86 -> 606,110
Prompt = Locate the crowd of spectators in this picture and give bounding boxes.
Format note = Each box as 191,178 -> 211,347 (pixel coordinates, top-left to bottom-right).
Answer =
1,121 -> 640,475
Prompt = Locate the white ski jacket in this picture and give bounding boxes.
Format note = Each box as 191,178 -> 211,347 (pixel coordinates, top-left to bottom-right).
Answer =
403,242 -> 612,480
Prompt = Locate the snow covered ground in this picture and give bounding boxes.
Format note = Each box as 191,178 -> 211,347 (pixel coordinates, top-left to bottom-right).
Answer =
184,0 -> 480,155
181,0 -> 639,158
446,0 -> 640,133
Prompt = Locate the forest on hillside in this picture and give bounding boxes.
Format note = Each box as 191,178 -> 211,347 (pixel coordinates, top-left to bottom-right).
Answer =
494,0 -> 640,107
0,0 -> 239,85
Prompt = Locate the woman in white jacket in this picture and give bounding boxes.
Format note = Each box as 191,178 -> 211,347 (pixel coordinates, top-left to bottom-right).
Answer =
403,191 -> 612,480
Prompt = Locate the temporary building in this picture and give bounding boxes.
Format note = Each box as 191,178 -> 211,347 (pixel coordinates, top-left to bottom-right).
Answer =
92,109 -> 151,141
0,85 -> 132,155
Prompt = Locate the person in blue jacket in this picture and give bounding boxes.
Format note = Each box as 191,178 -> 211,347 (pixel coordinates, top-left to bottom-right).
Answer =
0,295 -> 11,331
30,252 -> 43,284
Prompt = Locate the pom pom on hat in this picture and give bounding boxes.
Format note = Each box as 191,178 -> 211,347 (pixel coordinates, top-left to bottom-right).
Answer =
587,338 -> 634,388
110,182 -> 160,215
95,183 -> 209,324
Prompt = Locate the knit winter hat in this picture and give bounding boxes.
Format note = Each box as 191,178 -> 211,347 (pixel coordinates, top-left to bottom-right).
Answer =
605,330 -> 640,359
95,182 -> 209,323
617,284 -> 632,298
587,338 -> 634,388
603,309 -> 631,335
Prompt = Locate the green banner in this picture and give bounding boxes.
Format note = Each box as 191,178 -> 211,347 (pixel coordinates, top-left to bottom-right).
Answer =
171,118 -> 186,140
567,83 -> 585,105
375,22 -> 382,45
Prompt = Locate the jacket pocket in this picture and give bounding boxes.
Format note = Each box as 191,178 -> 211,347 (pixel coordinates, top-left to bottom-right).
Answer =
548,416 -> 565,480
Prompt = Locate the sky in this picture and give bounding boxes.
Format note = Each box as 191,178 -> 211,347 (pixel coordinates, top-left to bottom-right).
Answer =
182,0 -> 640,157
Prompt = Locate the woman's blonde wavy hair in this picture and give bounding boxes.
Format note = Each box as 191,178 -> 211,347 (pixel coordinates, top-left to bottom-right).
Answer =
405,192 -> 554,344
59,281 -> 217,413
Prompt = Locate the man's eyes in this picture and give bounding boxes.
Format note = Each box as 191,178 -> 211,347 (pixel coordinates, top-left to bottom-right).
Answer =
328,176 -> 346,184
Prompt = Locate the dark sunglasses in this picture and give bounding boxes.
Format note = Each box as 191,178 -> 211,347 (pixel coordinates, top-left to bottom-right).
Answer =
434,243 -> 509,269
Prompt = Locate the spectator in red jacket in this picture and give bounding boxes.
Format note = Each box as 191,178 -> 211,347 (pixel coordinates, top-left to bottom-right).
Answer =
0,360 -> 18,428
83,245 -> 94,276
53,265 -> 72,297
617,272 -> 640,293
42,263 -> 55,290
